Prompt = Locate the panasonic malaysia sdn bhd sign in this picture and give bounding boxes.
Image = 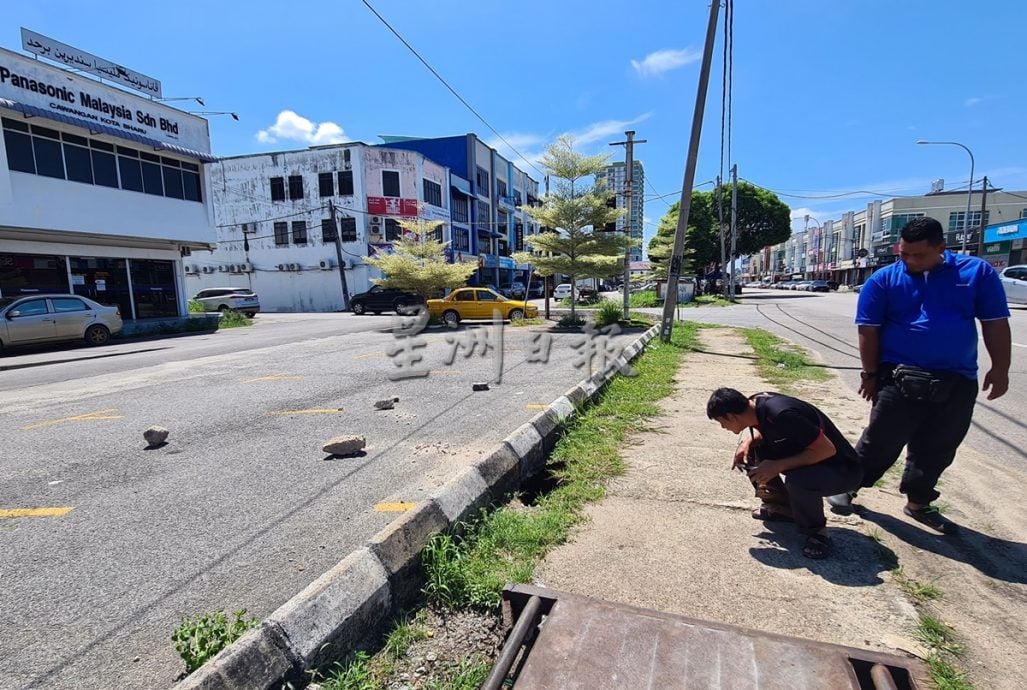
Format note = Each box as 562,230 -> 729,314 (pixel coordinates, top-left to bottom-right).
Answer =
0,47 -> 209,153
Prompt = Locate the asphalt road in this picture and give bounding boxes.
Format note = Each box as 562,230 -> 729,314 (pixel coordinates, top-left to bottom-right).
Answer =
639,289 -> 1027,473
0,313 -> 640,689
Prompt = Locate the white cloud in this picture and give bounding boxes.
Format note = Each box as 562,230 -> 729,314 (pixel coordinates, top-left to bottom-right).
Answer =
964,97 -> 982,107
256,110 -> 349,146
568,113 -> 652,146
631,48 -> 701,78
486,114 -> 653,171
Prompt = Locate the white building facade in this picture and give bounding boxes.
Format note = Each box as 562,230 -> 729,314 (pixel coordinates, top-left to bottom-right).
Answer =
197,144 -> 451,312
0,45 -> 216,319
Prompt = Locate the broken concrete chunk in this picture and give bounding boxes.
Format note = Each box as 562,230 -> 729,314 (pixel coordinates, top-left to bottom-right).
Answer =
374,396 -> 400,410
143,426 -> 169,447
322,435 -> 366,456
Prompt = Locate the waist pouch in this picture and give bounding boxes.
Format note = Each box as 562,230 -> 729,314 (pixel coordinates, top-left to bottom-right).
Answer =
892,365 -> 962,403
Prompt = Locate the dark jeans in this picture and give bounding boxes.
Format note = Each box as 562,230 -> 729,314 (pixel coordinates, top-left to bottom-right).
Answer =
781,461 -> 863,535
855,375 -> 978,504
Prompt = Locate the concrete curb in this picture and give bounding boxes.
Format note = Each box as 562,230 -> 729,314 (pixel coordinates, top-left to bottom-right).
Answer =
173,324 -> 660,689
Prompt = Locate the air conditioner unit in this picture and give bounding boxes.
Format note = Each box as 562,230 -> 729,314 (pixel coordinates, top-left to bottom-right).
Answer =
218,265 -> 229,272
343,160 -> 352,170
185,264 -> 199,274
239,262 -> 253,273
229,264 -> 240,273
369,215 -> 382,226
201,266 -> 215,274
319,259 -> 333,270
278,263 -> 288,271
288,263 -> 301,272
369,231 -> 383,243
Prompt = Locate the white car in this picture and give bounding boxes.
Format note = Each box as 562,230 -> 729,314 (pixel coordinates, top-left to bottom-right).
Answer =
192,287 -> 260,317
553,283 -> 573,300
998,265 -> 1027,304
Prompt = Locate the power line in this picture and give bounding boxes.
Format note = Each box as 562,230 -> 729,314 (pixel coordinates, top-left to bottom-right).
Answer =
361,0 -> 546,180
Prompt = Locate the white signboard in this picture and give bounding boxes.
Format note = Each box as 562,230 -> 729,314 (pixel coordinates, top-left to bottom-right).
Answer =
0,47 -> 209,153
21,28 -> 162,97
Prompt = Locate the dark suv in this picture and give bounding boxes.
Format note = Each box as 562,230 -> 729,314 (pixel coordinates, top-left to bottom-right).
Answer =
349,286 -> 424,315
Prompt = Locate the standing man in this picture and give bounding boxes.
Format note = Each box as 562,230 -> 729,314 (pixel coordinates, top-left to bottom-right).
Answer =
829,217 -> 1011,533
707,388 -> 862,559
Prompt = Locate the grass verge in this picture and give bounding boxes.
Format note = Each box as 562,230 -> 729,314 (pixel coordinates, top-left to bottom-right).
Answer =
683,294 -> 735,307
323,321 -> 699,687
509,317 -> 546,327
218,309 -> 253,328
740,328 -> 830,389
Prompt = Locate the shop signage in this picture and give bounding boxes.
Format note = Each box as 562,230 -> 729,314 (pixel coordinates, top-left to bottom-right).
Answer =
367,196 -> 418,216
984,219 -> 1027,244
21,28 -> 161,97
0,47 -> 209,152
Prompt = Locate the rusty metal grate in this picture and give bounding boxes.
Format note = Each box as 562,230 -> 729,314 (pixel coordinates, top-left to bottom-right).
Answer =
484,584 -> 926,689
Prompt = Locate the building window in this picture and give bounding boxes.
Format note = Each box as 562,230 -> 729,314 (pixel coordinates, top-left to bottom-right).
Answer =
291,220 -> 308,244
947,210 -> 990,233
453,227 -> 470,252
475,166 -> 489,194
452,196 -> 469,223
0,118 -> 201,201
270,176 -> 285,201
319,172 -> 334,197
340,216 -> 358,242
321,218 -> 337,241
274,221 -> 289,246
288,175 -> 304,200
384,218 -> 402,241
338,170 -> 354,196
423,178 -> 442,207
476,201 -> 491,230
497,179 -> 507,198
382,170 -> 400,198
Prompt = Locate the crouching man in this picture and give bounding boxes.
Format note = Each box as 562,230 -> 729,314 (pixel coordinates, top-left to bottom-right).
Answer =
706,388 -> 863,559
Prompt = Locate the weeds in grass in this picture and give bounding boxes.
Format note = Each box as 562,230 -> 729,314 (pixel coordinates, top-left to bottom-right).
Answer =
741,328 -> 829,389
172,609 -> 258,674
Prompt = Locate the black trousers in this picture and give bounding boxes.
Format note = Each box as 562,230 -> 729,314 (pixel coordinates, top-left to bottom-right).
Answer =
781,461 -> 863,535
855,375 -> 978,505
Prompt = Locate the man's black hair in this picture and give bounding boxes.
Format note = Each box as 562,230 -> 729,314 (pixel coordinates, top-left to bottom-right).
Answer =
900,216 -> 944,245
706,387 -> 749,419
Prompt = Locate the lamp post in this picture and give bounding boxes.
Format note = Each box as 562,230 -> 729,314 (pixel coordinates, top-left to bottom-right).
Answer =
804,214 -> 822,279
155,96 -> 205,106
916,140 -> 975,253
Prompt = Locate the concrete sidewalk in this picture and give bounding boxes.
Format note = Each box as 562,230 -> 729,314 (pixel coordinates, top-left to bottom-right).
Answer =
535,327 -> 1026,689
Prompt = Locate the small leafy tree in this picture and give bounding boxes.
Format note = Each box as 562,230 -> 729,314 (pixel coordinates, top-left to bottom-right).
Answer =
363,214 -> 477,301
513,136 -> 633,320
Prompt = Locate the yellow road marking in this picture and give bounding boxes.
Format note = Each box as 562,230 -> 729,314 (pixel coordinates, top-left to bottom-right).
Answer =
0,507 -> 74,518
266,408 -> 343,416
352,352 -> 384,360
375,502 -> 418,512
241,373 -> 304,383
20,409 -> 123,431
526,404 -> 548,410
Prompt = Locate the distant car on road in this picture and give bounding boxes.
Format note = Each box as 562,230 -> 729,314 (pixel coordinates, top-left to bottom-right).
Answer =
0,294 -> 122,353
553,283 -> 573,300
349,286 -> 424,315
506,281 -> 526,299
807,280 -> 832,292
426,287 -> 538,326
192,287 -> 261,317
998,265 -> 1027,304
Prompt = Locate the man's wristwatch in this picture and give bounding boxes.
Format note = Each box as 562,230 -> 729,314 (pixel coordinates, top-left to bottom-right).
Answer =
860,370 -> 877,380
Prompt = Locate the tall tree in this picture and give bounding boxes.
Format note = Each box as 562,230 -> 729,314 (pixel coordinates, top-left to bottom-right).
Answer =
721,182 -> 792,257
513,135 -> 632,320
646,193 -> 717,280
364,214 -> 477,301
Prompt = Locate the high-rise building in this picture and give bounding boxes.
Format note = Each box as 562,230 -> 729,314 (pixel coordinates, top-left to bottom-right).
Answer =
596,161 -> 645,262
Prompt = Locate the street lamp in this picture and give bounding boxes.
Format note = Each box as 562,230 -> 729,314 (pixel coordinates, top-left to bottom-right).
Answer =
916,140 -> 975,253
190,111 -> 240,121
804,214 -> 823,279
155,96 -> 205,106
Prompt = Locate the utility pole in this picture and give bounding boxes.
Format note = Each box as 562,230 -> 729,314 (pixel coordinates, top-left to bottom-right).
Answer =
610,131 -> 646,318
328,200 -> 351,311
728,164 -> 738,299
976,175 -> 989,257
660,0 -> 720,341
717,175 -> 725,298
543,174 -> 551,320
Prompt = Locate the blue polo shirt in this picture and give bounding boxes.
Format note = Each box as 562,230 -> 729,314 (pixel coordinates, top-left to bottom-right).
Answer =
855,251 -> 1009,379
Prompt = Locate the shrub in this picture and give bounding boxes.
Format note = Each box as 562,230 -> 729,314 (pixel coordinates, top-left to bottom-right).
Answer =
172,609 -> 259,674
187,299 -> 205,313
218,309 -> 252,328
595,300 -> 623,327
557,315 -> 585,328
628,290 -> 660,308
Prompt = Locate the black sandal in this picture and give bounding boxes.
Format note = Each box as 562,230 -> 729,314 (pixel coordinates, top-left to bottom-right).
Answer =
802,533 -> 833,559
752,506 -> 794,523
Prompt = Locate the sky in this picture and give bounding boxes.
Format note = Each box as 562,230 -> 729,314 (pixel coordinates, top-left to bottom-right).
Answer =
6,1 -> 1027,253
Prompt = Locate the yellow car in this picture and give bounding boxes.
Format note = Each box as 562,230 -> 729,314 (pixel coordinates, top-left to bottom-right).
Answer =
426,288 -> 538,326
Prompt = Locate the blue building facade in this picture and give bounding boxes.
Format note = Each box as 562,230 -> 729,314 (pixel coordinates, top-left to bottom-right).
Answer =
378,134 -> 540,289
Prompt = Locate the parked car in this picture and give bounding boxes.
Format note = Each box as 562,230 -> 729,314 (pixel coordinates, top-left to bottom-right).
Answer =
998,265 -> 1027,304
852,282 -> 865,293
553,283 -> 573,300
506,281 -> 527,299
526,281 -> 546,299
348,286 -> 425,315
426,287 -> 539,326
826,280 -> 840,291
807,280 -> 831,292
794,281 -> 813,291
192,287 -> 261,317
0,294 -> 122,353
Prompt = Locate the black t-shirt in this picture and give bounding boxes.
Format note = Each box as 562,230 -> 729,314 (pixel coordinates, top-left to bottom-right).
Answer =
752,392 -> 859,468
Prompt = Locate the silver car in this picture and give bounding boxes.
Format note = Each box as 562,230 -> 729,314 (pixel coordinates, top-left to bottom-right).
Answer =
192,287 -> 260,317
0,294 -> 123,352
998,265 -> 1027,305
